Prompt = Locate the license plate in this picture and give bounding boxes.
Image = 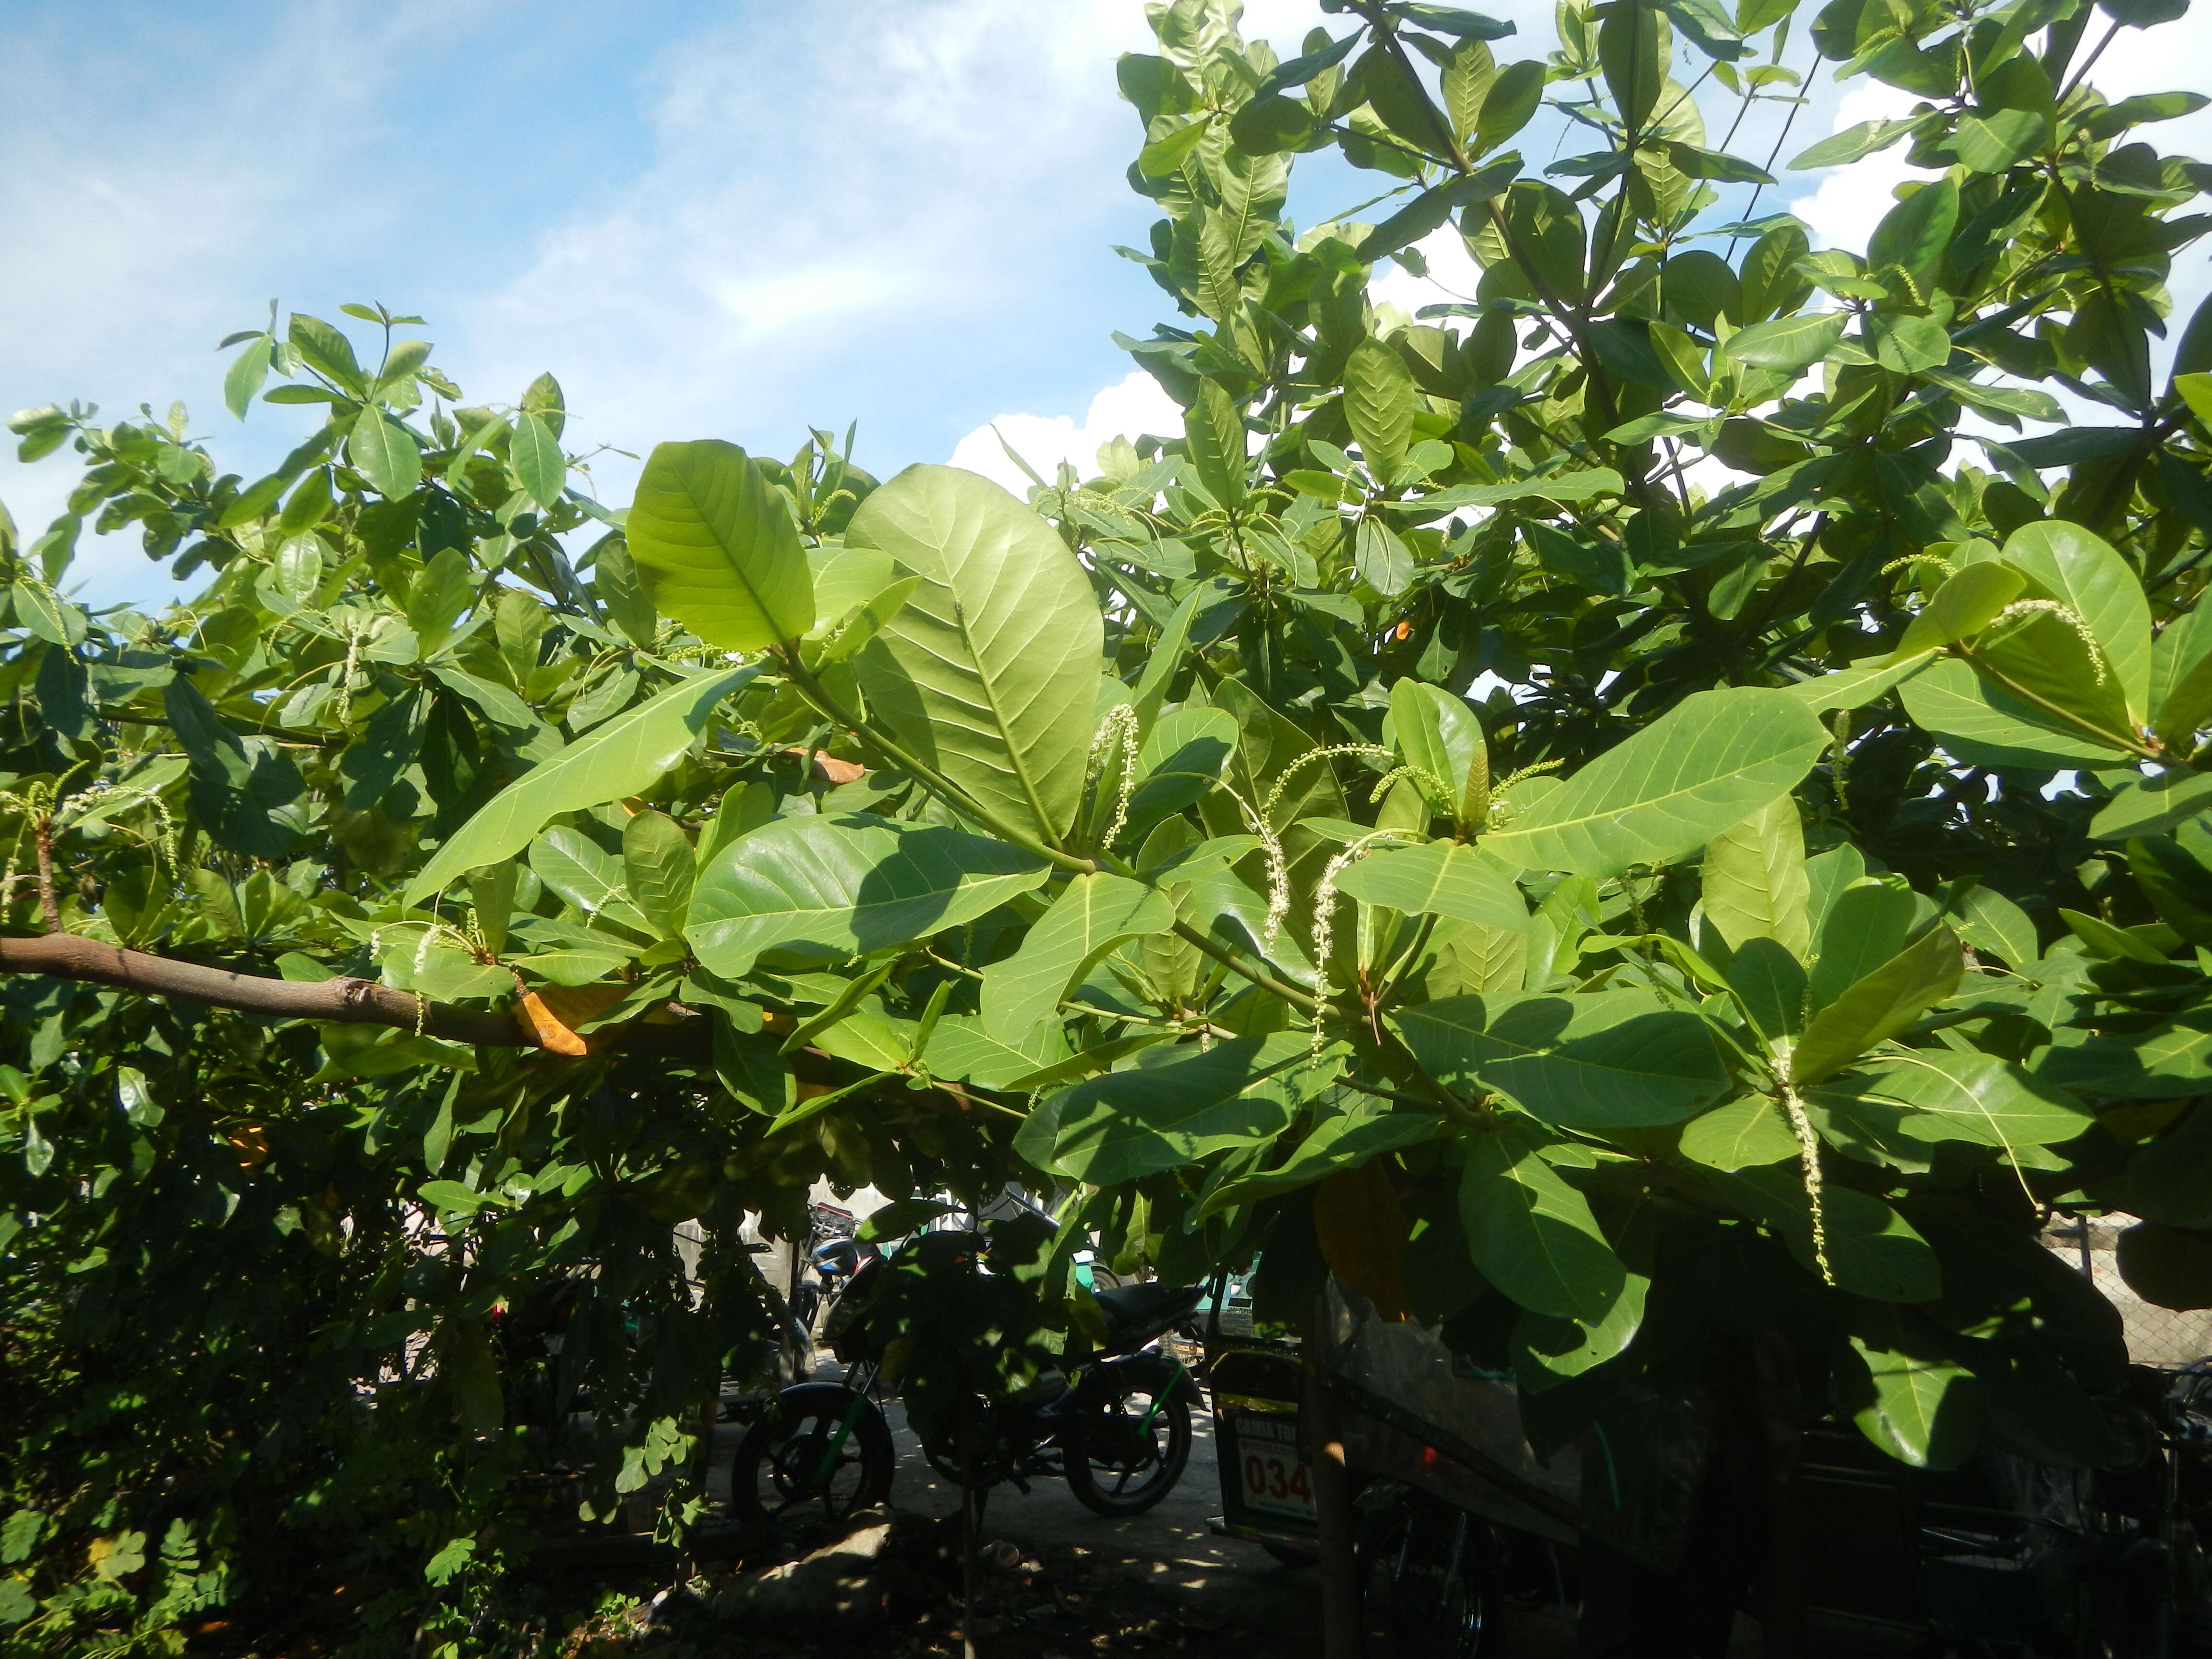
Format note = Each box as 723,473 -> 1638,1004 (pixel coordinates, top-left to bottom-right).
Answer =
1232,1412 -> 1315,1521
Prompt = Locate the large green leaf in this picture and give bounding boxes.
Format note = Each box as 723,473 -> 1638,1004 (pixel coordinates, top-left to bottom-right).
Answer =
1393,987 -> 1731,1127
1701,794 -> 1811,957
1898,657 -> 2123,770
625,440 -> 816,651
1198,1105 -> 1445,1216
1335,839 -> 1530,930
1806,879 -> 1915,1008
510,412 -> 566,511
1678,1095 -> 1800,1169
980,874 -> 1176,1041
686,813 -> 1049,978
1457,1122 -> 1624,1321
1389,677 -> 1486,824
1183,380 -> 1247,508
1021,1034 -> 1337,1185
1993,520 -> 2152,723
1718,312 -> 1848,372
2037,1006 -> 2212,1098
1482,687 -> 1827,878
1344,337 -> 1415,482
349,410 -> 421,500
2151,602 -> 2212,744
850,466 -> 1104,844
1515,1269 -> 1648,1391
406,665 -> 757,905
1849,1334 -> 1982,1469
1790,924 -> 1964,1085
1701,1164 -> 1942,1301
1126,705 -> 1237,834
2090,771 -> 2212,841
623,809 -> 696,939
1820,1049 -> 2093,1150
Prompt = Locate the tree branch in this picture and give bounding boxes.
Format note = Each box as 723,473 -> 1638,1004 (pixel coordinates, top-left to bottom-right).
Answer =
0,932 -> 529,1046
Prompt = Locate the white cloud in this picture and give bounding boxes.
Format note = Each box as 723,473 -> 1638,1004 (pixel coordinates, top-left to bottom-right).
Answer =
947,370 -> 1184,492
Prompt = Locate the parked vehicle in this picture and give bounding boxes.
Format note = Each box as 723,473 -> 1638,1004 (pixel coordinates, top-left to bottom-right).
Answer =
1197,1281 -> 2212,1657
729,1229 -> 1206,1523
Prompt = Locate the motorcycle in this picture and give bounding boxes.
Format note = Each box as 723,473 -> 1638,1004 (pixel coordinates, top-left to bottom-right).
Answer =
728,1227 -> 1206,1524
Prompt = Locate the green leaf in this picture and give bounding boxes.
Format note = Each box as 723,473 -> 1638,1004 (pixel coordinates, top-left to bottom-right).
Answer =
1473,59 -> 1547,155
1457,1121 -> 1624,1321
1127,705 -> 1237,833
1864,309 -> 1952,374
1896,560 -> 2027,656
1354,518 -> 1416,596
1789,117 -> 1918,168
1790,924 -> 1964,1084
1183,380 -> 1247,508
980,873 -> 1176,1042
1718,311 -> 1849,372
1393,987 -> 1731,1127
1944,107 -> 2047,172
224,337 -> 271,421
2090,771 -> 2212,840
404,664 -> 757,905
1704,1163 -> 1942,1300
165,677 -> 305,860
1679,1095 -> 1801,1169
1779,649 -> 1937,710
858,1198 -> 959,1242
1956,885 -> 2038,967
1599,0 -> 1669,126
850,465 -> 1105,845
623,809 -> 696,939
349,411 -> 422,500
1867,180 -> 1957,288
1701,794 -> 1811,957
1483,686 -> 1828,878
1344,338 -> 1416,482
1199,1106 -> 1445,1215
1389,676 -> 1487,824
420,1179 -> 505,1214
1139,115 -> 1212,176
591,537 -> 660,649
686,813 -> 1049,978
2151,602 -> 2212,745
1335,839 -> 1530,930
510,411 -> 566,510
625,440 -> 816,651
1996,519 -> 2152,724
1515,1268 -> 1649,1391
1899,656 -> 2127,769
1849,1336 -> 1982,1468
1828,1048 -> 2093,1149
1023,1034 -> 1336,1185
1411,469 -> 1626,510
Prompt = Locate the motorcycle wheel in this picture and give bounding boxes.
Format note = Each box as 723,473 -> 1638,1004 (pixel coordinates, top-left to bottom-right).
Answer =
1357,1492 -> 1497,1659
728,1382 -> 895,1524
1064,1385 -> 1191,1517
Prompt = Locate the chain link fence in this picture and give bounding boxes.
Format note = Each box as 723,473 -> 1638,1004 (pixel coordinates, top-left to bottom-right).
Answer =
2042,1214 -> 2212,1367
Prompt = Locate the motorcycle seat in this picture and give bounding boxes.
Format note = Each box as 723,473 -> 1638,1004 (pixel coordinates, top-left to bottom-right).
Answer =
1092,1282 -> 1203,1348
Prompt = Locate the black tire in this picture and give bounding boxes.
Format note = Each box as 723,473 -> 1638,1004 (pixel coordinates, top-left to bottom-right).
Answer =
728,1382 -> 895,1524
1064,1384 -> 1192,1517
1357,1495 -> 1497,1659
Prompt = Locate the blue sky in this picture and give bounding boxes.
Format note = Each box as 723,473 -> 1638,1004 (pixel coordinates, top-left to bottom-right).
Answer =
4,0 -> 2206,611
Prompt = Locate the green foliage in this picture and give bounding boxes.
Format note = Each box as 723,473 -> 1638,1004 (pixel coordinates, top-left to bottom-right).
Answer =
6,0 -> 2212,1645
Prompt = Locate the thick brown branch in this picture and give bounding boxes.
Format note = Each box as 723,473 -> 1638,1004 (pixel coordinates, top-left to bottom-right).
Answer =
33,823 -> 60,934
0,932 -> 529,1046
